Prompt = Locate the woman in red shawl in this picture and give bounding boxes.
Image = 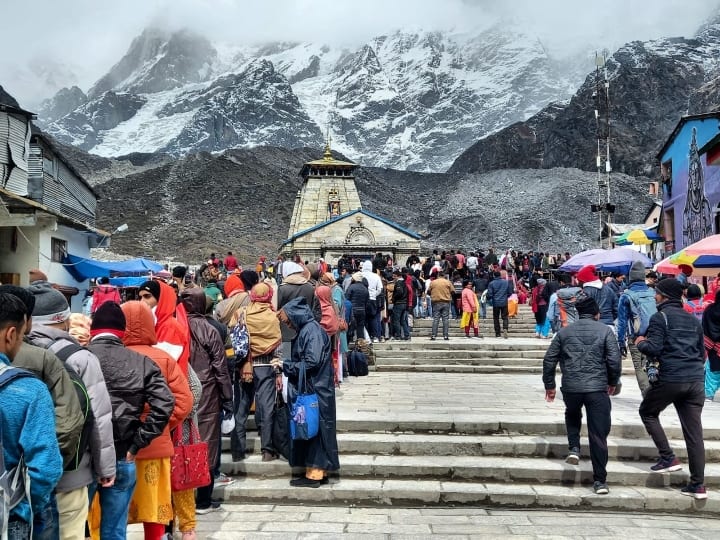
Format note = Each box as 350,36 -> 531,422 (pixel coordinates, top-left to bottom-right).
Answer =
315,284 -> 341,385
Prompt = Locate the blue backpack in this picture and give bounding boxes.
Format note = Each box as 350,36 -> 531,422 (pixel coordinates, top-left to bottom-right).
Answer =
624,288 -> 657,338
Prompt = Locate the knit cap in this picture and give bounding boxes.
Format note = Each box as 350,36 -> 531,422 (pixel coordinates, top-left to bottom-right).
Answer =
138,280 -> 161,302
655,278 -> 683,301
629,260 -> 646,283
576,296 -> 599,317
28,282 -> 70,325
576,265 -> 597,284
90,302 -> 126,338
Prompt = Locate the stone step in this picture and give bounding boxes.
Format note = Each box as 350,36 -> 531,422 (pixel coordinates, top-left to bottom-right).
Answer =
373,364 -> 639,376
228,414 -> 720,440
215,478 -> 720,515
376,352 -> 547,360
219,453 -> 720,487
226,432 -> 720,461
376,340 -> 550,351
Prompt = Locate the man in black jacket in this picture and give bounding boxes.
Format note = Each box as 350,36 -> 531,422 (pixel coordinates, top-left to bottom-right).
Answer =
636,278 -> 707,499
391,269 -> 410,340
543,296 -> 621,495
87,302 -> 174,538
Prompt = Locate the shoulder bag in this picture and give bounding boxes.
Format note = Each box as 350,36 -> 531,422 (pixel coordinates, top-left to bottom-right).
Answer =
290,360 -> 320,440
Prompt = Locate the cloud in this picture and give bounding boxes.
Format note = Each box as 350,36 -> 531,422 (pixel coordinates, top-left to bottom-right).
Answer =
0,0 -> 717,108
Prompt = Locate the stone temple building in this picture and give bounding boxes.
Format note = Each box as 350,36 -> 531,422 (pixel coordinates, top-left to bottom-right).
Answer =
281,145 -> 421,264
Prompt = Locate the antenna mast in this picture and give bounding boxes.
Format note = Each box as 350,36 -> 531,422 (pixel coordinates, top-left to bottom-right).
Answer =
592,50 -> 614,249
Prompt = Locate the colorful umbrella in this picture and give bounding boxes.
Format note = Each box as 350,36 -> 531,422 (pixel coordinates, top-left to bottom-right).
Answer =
678,234 -> 720,256
654,256 -> 720,277
669,251 -> 720,268
558,247 -> 653,274
614,229 -> 663,246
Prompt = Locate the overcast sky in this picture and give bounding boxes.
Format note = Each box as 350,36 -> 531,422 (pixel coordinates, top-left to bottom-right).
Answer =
1,0 -> 717,108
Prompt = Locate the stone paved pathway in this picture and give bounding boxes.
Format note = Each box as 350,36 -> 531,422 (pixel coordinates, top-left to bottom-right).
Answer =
127,503 -> 720,538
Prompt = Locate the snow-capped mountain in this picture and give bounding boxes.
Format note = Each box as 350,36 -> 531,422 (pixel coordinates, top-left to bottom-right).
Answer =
38,25 -> 590,171
449,13 -> 720,177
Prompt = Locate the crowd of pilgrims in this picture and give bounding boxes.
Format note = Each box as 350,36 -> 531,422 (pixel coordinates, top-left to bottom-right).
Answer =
6,245 -> 720,539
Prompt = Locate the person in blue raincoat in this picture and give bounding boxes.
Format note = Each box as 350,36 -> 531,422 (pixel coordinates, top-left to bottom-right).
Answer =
277,296 -> 340,487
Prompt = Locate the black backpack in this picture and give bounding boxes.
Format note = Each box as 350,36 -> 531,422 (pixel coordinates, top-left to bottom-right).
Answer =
47,343 -> 95,471
348,349 -> 369,376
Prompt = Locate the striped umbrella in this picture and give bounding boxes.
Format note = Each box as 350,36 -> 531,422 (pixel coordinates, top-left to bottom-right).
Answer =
614,229 -> 663,246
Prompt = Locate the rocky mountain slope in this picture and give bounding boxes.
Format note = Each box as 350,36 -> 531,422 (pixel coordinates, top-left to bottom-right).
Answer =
89,146 -> 653,264
449,16 -> 720,177
37,25 -> 590,172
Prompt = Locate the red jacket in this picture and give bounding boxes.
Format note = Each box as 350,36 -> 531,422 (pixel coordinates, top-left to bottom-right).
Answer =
92,285 -> 121,313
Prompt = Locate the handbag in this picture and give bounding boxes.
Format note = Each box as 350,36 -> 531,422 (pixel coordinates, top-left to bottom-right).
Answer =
170,419 -> 210,491
290,360 -> 320,441
272,392 -> 291,459
229,306 -> 250,360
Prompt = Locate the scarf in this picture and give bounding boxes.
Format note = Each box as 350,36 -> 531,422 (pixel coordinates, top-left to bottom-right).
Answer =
316,285 -> 339,335
245,300 -> 282,357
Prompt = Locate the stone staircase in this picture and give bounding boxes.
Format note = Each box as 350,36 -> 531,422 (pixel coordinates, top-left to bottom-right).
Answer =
410,303 -> 539,339
217,372 -> 720,515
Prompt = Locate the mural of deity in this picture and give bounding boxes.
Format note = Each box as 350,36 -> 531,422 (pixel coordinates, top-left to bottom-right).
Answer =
683,128 -> 712,246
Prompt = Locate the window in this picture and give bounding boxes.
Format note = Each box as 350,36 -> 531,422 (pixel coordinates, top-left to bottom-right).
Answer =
51,237 -> 67,262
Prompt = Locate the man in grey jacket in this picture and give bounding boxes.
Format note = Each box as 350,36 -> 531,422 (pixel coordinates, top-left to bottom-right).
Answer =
25,282 -> 117,540
542,296 -> 621,495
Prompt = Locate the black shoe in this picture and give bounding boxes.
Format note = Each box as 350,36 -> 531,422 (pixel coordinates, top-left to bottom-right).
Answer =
430,337 -> 436,341
565,447 -> 580,465
290,477 -> 321,488
320,477 -> 330,485
593,481 -> 609,495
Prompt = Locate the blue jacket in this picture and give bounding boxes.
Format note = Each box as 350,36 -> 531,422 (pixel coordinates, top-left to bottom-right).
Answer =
487,278 -> 513,308
616,281 -> 654,345
0,353 -> 63,524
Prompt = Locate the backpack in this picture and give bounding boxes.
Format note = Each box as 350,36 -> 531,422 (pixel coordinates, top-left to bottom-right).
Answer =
624,288 -> 657,338
347,349 -> 369,376
47,343 -> 95,471
0,364 -> 35,536
557,287 -> 582,329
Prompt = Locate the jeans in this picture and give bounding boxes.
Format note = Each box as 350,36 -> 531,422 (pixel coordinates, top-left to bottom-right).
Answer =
563,391 -> 611,483
392,303 -> 410,339
372,309 -> 383,341
8,518 -> 30,540
33,493 -> 59,540
431,302 -> 450,338
87,460 -> 137,540
350,310 -> 366,342
492,305 -> 509,336
425,297 -> 432,318
639,381 -> 705,484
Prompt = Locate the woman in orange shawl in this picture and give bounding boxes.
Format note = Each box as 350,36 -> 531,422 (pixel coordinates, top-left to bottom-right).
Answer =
234,282 -> 283,462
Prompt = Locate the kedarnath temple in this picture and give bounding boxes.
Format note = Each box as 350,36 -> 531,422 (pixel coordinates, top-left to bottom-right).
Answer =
281,145 -> 421,264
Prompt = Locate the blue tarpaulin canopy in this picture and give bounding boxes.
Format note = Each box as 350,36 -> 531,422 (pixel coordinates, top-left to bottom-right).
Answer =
63,254 -> 164,282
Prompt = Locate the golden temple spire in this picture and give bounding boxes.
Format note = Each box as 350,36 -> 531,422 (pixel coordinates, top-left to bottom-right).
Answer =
323,127 -> 333,161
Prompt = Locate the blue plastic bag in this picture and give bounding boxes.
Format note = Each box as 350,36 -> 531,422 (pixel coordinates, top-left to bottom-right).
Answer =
290,361 -> 319,440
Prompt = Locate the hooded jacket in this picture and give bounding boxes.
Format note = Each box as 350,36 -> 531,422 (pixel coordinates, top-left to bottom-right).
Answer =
121,301 -> 193,460
13,340 -> 84,472
277,274 -> 321,341
91,285 -> 121,314
153,281 -> 190,375
361,260 -> 383,301
543,314 -> 621,393
88,335 -> 174,459
281,297 -> 340,472
582,280 -> 618,325
27,326 -> 116,492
